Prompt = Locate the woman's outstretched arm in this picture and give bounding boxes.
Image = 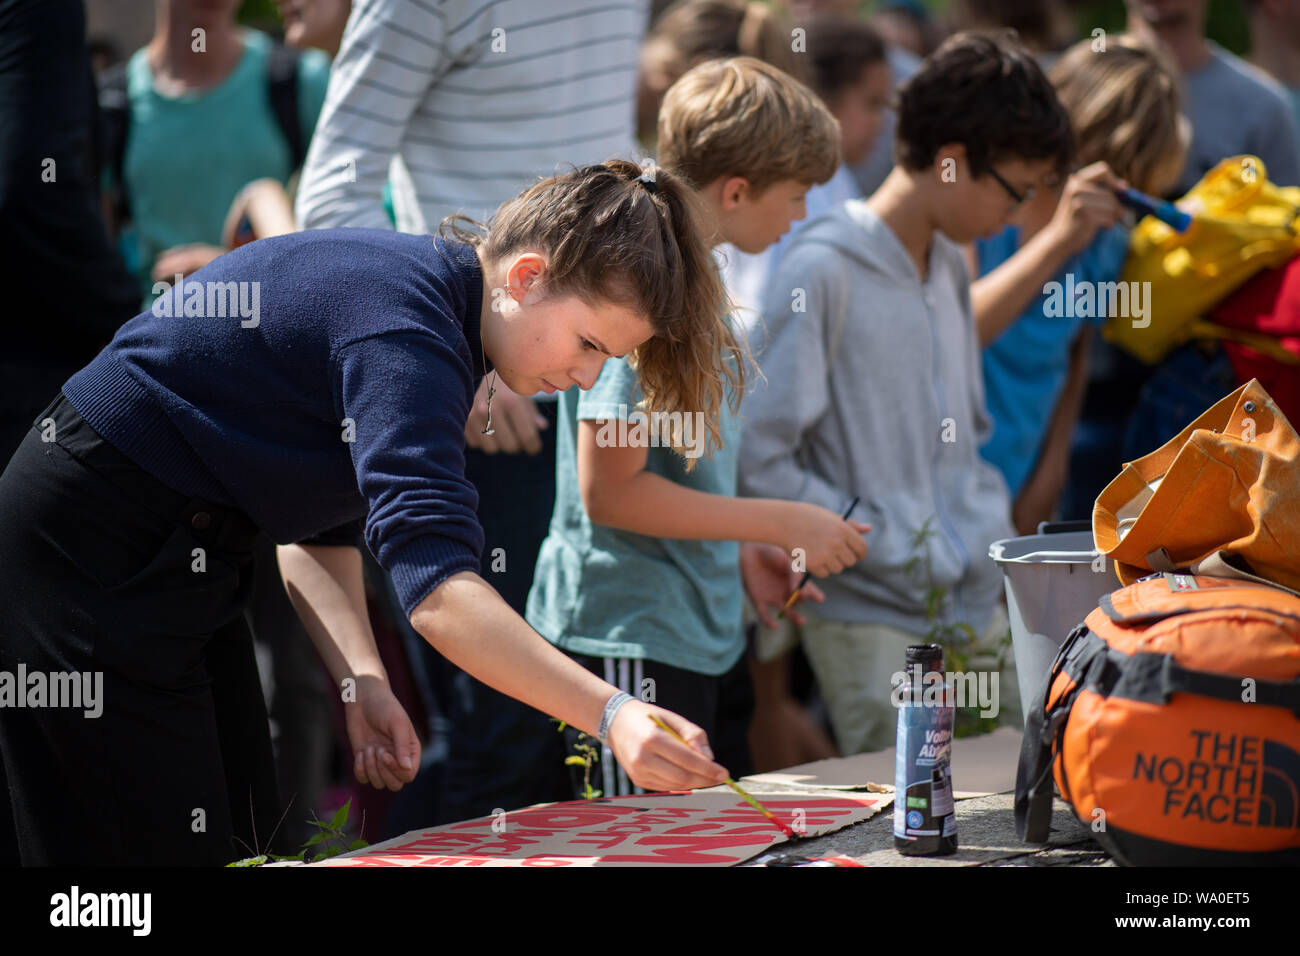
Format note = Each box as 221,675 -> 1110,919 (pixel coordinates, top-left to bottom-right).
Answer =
410,570 -> 731,793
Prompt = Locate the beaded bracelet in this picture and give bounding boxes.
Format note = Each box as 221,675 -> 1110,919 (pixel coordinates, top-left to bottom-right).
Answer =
597,691 -> 634,744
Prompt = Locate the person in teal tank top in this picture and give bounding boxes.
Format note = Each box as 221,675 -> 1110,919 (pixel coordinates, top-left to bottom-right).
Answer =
105,5 -> 330,305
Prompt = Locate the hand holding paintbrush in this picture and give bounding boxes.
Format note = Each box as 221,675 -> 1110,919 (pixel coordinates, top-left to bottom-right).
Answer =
648,713 -> 796,839
779,496 -> 864,619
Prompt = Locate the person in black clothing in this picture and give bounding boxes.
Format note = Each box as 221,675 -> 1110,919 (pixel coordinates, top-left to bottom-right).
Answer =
0,0 -> 139,461
0,161 -> 736,865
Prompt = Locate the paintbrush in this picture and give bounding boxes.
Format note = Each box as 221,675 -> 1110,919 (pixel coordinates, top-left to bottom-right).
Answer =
1116,186 -> 1193,233
647,713 -> 794,838
778,496 -> 861,619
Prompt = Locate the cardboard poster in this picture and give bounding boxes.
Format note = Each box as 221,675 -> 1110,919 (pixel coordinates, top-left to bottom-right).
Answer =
740,726 -> 1024,798
303,790 -> 889,867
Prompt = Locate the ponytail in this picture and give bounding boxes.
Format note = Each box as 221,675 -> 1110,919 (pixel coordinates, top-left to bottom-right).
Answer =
442,159 -> 746,467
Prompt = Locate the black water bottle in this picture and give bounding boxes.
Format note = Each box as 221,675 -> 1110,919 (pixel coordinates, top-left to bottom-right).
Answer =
893,644 -> 958,856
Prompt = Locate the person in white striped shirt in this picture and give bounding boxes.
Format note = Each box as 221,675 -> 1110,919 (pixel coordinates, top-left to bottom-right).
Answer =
296,0 -> 648,234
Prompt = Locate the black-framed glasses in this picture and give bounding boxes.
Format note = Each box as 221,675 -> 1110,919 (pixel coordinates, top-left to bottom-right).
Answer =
988,166 -> 1035,206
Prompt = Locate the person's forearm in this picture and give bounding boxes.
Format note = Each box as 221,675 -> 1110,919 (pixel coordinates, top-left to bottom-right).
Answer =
1039,327 -> 1092,471
586,468 -> 789,546
409,571 -> 622,736
277,543 -> 387,685
1013,328 -> 1093,532
223,178 -> 296,246
973,225 -> 1076,346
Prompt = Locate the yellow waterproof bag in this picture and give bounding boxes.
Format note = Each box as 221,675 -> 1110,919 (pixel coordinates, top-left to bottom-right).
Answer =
1105,156 -> 1300,364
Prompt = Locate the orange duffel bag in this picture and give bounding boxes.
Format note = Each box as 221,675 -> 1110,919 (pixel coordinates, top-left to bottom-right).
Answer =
1015,572 -> 1300,865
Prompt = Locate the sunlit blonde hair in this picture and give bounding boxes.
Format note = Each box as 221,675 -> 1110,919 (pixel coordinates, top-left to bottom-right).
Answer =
1050,34 -> 1189,196
441,160 -> 743,468
657,56 -> 841,193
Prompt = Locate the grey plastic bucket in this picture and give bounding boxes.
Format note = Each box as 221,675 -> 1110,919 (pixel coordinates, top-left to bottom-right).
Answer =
988,526 -> 1117,726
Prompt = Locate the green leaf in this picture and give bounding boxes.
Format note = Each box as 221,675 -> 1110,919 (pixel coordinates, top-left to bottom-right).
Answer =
328,798 -> 352,831
349,839 -> 369,851
564,756 -> 588,767
226,854 -> 268,867
311,845 -> 344,862
924,590 -> 941,618
303,830 -> 331,847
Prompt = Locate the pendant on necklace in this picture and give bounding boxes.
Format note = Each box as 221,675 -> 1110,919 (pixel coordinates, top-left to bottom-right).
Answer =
481,375 -> 497,436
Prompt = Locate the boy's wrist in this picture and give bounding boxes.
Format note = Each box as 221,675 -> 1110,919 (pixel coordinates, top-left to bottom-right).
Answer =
347,670 -> 392,699
1039,216 -> 1087,261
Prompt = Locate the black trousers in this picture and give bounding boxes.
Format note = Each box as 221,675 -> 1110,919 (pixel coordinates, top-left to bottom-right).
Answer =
0,393 -> 288,865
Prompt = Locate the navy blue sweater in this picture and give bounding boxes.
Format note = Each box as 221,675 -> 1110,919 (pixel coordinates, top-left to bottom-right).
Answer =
63,229 -> 487,617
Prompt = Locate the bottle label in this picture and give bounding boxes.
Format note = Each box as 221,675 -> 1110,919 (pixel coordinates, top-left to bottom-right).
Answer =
893,693 -> 956,841
931,760 -> 954,818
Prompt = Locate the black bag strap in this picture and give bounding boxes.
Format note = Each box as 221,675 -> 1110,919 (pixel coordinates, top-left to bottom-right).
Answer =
1014,693 -> 1059,842
98,62 -> 131,225
265,39 -> 305,171
1015,622 -> 1096,842
1112,652 -> 1300,718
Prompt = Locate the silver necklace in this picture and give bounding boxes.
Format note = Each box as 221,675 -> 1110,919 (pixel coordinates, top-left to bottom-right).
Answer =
479,333 -> 497,436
